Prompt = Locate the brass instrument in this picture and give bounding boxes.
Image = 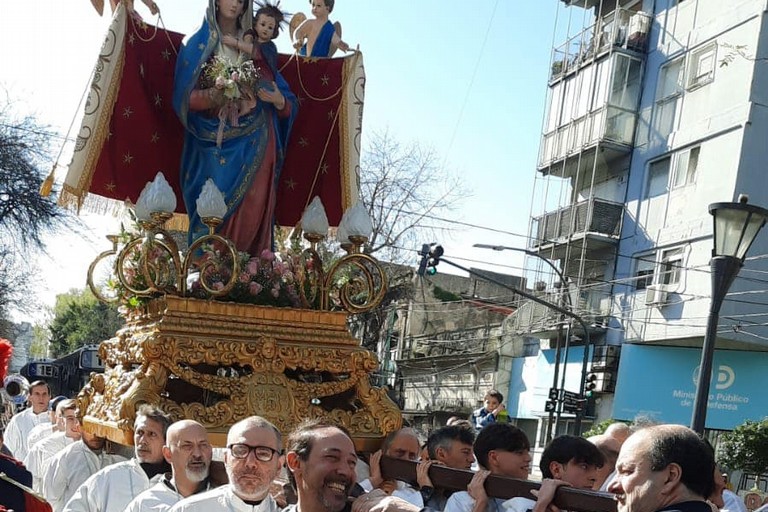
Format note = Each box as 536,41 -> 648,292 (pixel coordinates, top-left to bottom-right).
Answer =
2,374 -> 30,405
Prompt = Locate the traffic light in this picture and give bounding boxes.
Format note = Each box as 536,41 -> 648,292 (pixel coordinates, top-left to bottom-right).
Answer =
417,244 -> 443,276
584,373 -> 598,397
548,387 -> 559,401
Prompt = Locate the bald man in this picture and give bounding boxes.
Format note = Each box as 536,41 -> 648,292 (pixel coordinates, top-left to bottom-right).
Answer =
361,428 -> 426,506
608,425 -> 714,512
126,420 -> 214,512
604,422 -> 631,445
587,433 -> 621,490
169,416 -> 284,512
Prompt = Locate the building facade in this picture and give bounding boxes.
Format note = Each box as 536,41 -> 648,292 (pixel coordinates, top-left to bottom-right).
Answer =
513,0 -> 768,441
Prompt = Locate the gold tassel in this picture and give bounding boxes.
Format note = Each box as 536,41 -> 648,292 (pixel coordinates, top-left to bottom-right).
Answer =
39,164 -> 56,197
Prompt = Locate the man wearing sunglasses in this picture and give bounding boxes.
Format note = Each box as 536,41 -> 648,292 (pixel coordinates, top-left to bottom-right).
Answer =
169,415 -> 284,512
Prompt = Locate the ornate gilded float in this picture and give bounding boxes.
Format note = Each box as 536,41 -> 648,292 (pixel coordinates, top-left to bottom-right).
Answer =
80,176 -> 401,450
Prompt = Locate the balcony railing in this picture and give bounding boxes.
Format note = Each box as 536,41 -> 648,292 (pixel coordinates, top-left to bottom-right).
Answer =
538,105 -> 637,168
550,8 -> 651,81
530,198 -> 623,249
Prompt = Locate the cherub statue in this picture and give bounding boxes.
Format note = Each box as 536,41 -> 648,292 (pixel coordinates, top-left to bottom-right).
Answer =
290,0 -> 350,58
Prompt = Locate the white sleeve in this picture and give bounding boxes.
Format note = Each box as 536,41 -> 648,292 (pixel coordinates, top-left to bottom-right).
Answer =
63,472 -> 99,512
43,451 -> 68,512
124,494 -> 142,512
4,414 -> 23,458
444,491 -> 474,512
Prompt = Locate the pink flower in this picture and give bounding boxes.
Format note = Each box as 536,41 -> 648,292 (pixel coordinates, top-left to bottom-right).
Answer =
260,249 -> 275,262
271,287 -> 280,298
231,71 -> 240,82
239,272 -> 250,283
246,259 -> 260,275
249,282 -> 263,296
215,76 -> 226,89
212,281 -> 224,291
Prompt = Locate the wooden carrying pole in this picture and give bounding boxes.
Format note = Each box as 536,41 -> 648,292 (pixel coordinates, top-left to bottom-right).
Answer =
379,457 -> 617,512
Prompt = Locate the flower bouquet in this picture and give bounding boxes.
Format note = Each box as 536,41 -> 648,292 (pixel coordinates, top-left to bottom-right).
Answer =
203,55 -> 261,146
188,247 -> 303,309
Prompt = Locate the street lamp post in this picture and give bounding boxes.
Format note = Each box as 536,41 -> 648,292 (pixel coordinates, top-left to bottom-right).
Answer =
427,246 -> 592,435
473,243 -> 576,440
691,195 -> 768,434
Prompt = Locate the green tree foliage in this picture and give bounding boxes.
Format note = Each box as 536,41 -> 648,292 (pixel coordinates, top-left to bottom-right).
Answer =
583,418 -> 623,438
718,418 -> 768,475
48,289 -> 124,357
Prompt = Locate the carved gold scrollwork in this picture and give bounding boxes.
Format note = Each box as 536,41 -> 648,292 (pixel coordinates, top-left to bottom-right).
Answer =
322,252 -> 388,313
181,233 -> 240,297
78,299 -> 402,446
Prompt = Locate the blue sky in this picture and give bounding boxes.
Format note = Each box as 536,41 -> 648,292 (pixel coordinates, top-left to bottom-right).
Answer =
0,0 -> 576,316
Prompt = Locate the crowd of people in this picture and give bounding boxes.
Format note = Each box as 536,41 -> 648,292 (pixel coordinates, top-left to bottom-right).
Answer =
0,382 -> 756,512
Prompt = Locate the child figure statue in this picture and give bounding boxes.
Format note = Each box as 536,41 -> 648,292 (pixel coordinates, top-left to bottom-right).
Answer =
291,0 -> 350,57
223,0 -> 284,76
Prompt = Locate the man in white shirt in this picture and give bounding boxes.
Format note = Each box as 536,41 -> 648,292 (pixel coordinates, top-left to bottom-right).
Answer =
3,380 -> 51,461
360,428 -> 425,507
26,395 -> 68,451
24,398 -> 81,492
126,420 -> 214,512
63,404 -> 173,512
43,427 -> 127,512
169,416 -> 285,512
284,418 -> 358,512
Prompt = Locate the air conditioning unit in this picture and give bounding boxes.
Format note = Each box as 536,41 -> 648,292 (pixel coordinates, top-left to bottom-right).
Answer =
645,285 -> 668,307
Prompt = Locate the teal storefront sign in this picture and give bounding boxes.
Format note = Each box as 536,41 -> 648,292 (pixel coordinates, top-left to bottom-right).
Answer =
613,344 -> 768,430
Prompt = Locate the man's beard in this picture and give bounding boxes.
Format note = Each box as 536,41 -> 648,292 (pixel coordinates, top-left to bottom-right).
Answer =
185,460 -> 209,483
228,467 -> 269,500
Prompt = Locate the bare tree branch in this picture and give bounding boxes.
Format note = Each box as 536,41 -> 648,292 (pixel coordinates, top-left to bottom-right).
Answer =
359,130 -> 469,263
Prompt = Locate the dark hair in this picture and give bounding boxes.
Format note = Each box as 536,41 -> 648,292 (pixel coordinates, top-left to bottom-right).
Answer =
647,426 -> 715,498
473,423 -> 530,470
426,425 -> 476,460
215,0 -> 247,30
254,1 -> 288,40
310,0 -> 334,13
29,380 -> 50,394
485,389 -> 504,404
540,435 -> 605,478
286,418 -> 353,489
135,404 -> 173,440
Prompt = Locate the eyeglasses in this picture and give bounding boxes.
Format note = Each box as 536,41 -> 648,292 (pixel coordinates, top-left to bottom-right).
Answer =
228,444 -> 281,461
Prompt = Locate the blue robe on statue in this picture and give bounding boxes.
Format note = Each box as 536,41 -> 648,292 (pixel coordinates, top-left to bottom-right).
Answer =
172,1 -> 297,253
299,20 -> 336,57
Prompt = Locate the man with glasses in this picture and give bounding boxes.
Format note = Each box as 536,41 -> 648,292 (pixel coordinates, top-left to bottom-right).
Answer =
169,415 -> 284,512
126,420 -> 214,511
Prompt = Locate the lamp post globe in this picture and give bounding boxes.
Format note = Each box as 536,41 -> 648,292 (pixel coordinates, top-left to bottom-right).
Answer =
691,194 -> 768,434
